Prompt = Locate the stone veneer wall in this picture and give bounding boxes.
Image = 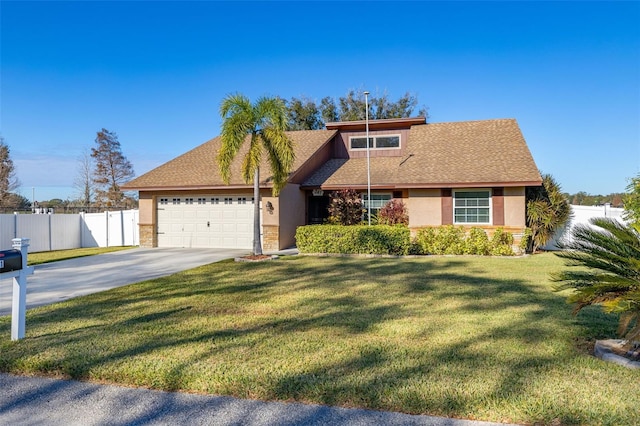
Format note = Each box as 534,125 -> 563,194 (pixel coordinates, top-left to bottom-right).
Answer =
262,225 -> 279,251
139,224 -> 157,248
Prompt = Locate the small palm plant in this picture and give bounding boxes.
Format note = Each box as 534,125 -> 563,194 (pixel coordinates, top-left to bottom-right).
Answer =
552,217 -> 640,344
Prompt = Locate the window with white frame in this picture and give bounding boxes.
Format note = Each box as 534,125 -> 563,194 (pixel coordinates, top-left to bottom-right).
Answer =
350,134 -> 400,150
454,190 -> 491,224
362,193 -> 392,220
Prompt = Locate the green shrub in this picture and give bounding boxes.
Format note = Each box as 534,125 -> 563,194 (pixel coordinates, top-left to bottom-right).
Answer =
297,225 -> 516,257
296,225 -> 410,255
414,226 -> 466,255
465,227 -> 491,255
438,225 -> 466,254
413,226 -> 515,256
413,227 -> 436,255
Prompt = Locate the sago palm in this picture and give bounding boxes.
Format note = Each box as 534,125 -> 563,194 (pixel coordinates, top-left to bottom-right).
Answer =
217,94 -> 294,255
552,217 -> 640,342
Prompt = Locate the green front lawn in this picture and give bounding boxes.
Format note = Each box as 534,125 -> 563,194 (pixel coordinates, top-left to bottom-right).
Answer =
28,246 -> 134,265
0,254 -> 636,425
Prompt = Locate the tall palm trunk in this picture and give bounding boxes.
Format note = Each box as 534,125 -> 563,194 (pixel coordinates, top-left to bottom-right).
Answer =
253,167 -> 262,255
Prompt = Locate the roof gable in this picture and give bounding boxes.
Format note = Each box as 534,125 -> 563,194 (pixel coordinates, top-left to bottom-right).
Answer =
123,129 -> 337,190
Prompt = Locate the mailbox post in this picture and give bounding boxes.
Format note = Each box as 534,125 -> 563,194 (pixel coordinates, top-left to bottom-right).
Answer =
0,238 -> 35,340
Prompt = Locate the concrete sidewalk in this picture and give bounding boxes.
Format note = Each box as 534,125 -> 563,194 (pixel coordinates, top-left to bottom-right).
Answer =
0,247 -> 249,316
0,373 -> 517,426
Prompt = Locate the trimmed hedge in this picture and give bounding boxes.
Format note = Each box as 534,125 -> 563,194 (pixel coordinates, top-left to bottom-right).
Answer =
296,225 -> 411,255
296,224 -> 517,256
413,225 -> 515,256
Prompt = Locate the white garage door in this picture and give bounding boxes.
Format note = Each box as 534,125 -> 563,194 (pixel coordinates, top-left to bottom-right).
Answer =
157,195 -> 255,249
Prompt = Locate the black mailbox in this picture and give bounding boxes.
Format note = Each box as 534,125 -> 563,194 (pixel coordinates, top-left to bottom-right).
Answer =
0,249 -> 22,273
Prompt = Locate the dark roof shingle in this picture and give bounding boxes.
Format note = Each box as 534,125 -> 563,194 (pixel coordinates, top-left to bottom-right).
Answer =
123,129 -> 337,190
124,118 -> 541,191
302,119 -> 541,188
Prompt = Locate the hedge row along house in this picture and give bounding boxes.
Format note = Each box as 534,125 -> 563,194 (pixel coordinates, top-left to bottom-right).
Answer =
123,117 -> 542,250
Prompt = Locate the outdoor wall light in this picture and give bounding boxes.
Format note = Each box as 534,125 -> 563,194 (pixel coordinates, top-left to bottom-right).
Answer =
266,201 -> 274,214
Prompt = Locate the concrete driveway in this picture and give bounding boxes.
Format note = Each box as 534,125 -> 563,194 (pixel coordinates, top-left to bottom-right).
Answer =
0,247 -> 249,316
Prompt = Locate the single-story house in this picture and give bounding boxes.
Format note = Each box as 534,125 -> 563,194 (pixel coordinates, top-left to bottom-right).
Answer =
122,117 -> 542,250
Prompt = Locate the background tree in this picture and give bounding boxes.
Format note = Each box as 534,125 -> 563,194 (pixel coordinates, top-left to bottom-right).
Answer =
73,148 -> 96,208
623,173 -> 640,230
91,129 -> 135,208
553,218 -> 640,345
286,97 -> 323,131
286,90 -> 428,130
218,94 -> 294,255
565,191 -> 625,208
327,189 -> 364,225
0,136 -> 21,209
3,193 -> 30,210
525,173 -> 572,253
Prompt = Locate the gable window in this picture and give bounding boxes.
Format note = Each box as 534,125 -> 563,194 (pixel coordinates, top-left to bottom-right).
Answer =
350,134 -> 400,150
454,190 -> 491,224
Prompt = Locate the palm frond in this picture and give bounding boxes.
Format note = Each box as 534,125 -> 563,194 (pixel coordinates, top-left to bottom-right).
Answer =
218,94 -> 255,184
553,217 -> 640,339
262,127 -> 295,195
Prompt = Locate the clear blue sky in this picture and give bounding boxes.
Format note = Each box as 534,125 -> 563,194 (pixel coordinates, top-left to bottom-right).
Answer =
1,1 -> 639,203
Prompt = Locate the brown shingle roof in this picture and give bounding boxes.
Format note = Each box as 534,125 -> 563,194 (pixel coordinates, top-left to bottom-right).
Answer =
123,129 -> 337,190
302,118 -> 541,188
124,118 -> 541,191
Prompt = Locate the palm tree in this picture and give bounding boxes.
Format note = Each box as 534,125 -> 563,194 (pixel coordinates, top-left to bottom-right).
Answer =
552,218 -> 640,343
526,173 -> 572,252
217,94 -> 294,255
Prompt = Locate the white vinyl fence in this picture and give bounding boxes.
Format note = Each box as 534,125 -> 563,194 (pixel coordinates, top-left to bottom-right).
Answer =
0,210 -> 139,252
543,204 -> 627,250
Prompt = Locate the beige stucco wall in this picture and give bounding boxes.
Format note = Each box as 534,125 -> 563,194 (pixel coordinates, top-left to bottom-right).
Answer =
138,193 -> 155,247
138,193 -> 155,225
503,187 -> 526,227
275,184 -> 306,249
253,186 -> 305,250
407,189 -> 442,227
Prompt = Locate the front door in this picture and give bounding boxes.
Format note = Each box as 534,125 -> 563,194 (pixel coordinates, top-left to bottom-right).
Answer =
307,194 -> 330,224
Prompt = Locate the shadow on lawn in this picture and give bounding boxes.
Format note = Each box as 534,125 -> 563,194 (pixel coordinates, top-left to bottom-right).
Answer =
0,255 -> 625,424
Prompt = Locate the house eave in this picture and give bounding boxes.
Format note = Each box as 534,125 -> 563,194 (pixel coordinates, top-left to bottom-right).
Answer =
325,117 -> 426,131
122,184 -> 273,192
301,180 -> 543,191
